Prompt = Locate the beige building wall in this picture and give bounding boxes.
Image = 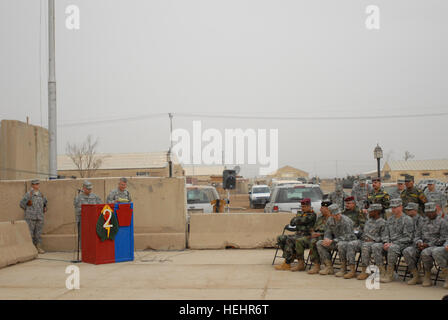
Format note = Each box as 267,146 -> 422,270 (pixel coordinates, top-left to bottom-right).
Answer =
268,165 -> 309,180
382,163 -> 448,182
57,164 -> 184,179
0,120 -> 49,180
0,177 -> 187,251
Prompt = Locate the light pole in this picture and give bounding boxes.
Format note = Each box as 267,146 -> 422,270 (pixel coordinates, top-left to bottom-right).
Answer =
373,144 -> 383,179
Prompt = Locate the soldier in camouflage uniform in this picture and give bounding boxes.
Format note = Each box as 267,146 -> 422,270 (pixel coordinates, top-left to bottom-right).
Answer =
432,219 -> 448,289
290,198 -> 318,272
373,198 -> 414,283
106,177 -> 132,203
351,174 -> 373,211
307,199 -> 332,275
365,177 -> 390,219
345,204 -> 387,280
424,180 -> 447,217
275,198 -> 316,271
317,204 -> 357,276
404,202 -> 424,240
401,175 -> 427,216
403,202 -> 446,286
342,196 -> 366,237
73,180 -> 103,244
389,179 -> 406,200
19,179 -> 48,254
329,183 -> 348,211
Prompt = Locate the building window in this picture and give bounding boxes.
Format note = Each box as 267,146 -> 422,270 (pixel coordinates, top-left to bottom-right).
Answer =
444,172 -> 448,176
422,173 -> 430,176
136,172 -> 150,176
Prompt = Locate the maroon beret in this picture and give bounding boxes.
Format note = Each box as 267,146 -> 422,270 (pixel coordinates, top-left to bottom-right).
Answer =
301,198 -> 311,206
344,196 -> 355,202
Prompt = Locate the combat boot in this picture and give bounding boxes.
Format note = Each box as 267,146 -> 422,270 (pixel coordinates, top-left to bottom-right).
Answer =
343,264 -> 356,279
335,261 -> 346,277
35,243 -> 45,254
379,265 -> 386,279
441,268 -> 448,289
380,265 -> 394,283
422,271 -> 432,287
357,266 -> 369,280
274,260 -> 291,271
307,263 -> 321,275
290,259 -> 305,272
319,260 -> 334,275
407,269 -> 421,285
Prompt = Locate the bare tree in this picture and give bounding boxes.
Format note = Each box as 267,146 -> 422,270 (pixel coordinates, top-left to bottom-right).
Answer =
404,151 -> 415,161
66,135 -> 103,178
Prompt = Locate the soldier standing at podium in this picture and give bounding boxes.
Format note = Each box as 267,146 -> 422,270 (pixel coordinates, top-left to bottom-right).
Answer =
73,180 -> 102,246
107,177 -> 132,203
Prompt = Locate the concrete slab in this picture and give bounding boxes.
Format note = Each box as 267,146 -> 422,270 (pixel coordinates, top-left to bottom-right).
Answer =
0,249 -> 446,300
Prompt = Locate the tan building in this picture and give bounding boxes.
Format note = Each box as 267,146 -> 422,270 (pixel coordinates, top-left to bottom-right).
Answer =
57,152 -> 183,178
267,165 -> 309,180
382,159 -> 448,182
0,120 -> 49,180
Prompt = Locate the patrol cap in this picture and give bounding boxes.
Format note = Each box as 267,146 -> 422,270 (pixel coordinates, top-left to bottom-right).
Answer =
427,180 -> 436,185
119,177 -> 128,183
424,202 -> 437,213
328,204 -> 341,215
390,198 -> 403,208
359,174 -> 367,182
372,177 -> 381,182
300,198 -> 311,206
321,199 -> 332,207
404,175 -> 414,182
344,196 -> 355,202
83,180 -> 93,189
368,203 -> 383,212
397,179 -> 405,184
404,202 -> 418,211
31,179 -> 40,185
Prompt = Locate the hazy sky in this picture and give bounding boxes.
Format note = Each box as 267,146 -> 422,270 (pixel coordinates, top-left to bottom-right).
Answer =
1,0 -> 447,178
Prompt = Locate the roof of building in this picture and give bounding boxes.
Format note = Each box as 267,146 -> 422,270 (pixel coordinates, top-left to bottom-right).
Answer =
385,159 -> 448,171
58,152 -> 180,171
268,165 -> 309,176
183,165 -> 225,176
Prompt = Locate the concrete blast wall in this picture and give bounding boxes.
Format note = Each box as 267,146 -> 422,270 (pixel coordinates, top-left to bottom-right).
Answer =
0,120 -> 49,180
188,213 -> 295,249
0,177 -> 186,251
0,221 -> 38,269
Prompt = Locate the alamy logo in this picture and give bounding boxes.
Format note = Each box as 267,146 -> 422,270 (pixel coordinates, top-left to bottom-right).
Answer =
171,121 -> 278,175
65,265 -> 80,290
365,265 -> 380,290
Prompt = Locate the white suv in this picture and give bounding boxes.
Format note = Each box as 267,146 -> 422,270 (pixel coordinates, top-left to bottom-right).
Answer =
249,185 -> 271,209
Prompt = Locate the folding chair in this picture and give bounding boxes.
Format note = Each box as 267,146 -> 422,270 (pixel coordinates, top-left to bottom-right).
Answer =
272,224 -> 297,265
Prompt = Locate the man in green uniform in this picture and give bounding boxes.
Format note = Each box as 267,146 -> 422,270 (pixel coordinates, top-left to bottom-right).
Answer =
307,199 -> 332,275
365,177 -> 390,219
291,198 -> 319,272
275,198 -> 317,271
342,196 -> 366,237
401,174 -> 427,216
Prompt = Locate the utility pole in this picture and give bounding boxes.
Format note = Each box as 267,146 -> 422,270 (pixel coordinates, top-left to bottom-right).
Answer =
168,113 -> 173,177
48,0 -> 57,179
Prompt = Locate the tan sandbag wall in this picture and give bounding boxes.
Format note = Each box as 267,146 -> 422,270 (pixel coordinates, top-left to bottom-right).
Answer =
0,221 -> 38,268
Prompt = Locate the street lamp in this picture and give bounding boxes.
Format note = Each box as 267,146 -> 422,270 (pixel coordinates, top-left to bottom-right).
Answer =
373,144 -> 383,178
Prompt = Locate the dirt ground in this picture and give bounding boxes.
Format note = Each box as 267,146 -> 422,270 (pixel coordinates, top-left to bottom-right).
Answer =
0,249 -> 446,300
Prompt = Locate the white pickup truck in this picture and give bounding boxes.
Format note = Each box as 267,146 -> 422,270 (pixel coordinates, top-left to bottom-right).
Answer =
249,185 -> 271,209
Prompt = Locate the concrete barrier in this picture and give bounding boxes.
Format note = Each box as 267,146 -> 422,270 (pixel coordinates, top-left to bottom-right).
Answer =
0,220 -> 38,269
0,177 -> 187,251
188,212 -> 295,249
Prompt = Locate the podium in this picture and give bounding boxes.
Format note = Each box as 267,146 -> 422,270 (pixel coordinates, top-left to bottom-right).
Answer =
81,203 -> 134,265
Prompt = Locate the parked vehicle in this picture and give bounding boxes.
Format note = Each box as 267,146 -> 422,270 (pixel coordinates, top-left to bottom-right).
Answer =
264,184 -> 324,214
186,185 -> 220,214
249,185 -> 271,209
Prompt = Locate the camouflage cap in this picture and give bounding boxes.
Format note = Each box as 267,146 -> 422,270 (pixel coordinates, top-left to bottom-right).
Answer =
424,202 -> 437,213
372,177 -> 381,182
390,198 -> 403,208
404,202 -> 418,211
321,199 -> 332,207
83,180 -> 93,189
31,179 -> 40,185
368,203 -> 383,212
359,174 -> 367,182
328,204 -> 341,215
427,180 -> 436,185
404,175 -> 414,182
397,179 -> 405,184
